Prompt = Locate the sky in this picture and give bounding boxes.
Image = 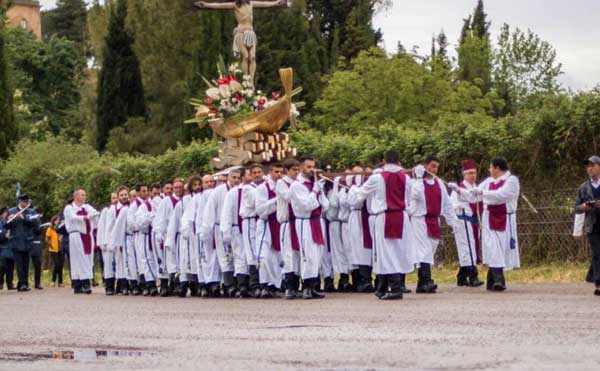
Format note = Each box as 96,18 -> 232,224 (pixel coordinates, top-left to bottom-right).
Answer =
38,0 -> 600,91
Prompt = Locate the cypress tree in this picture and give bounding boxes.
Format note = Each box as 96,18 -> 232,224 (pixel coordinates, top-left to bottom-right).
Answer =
43,0 -> 88,52
457,0 -> 492,94
96,0 -> 146,152
471,0 -> 490,38
0,6 -> 16,158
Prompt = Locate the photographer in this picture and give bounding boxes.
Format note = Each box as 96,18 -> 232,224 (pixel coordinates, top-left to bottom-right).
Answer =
0,206 -> 15,290
575,156 -> 600,296
6,194 -> 42,292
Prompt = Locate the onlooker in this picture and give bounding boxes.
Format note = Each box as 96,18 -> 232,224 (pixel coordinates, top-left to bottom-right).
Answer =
46,215 -> 64,287
6,194 -> 41,292
575,155 -> 600,296
30,222 -> 44,290
0,206 -> 15,290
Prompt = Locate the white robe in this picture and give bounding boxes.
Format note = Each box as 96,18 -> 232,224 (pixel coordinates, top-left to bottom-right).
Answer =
409,177 -> 458,265
152,195 -> 179,279
180,193 -> 201,281
347,177 -> 373,267
478,172 -> 521,270
355,164 -> 415,275
135,200 -> 158,282
203,183 -> 235,274
290,174 -> 330,280
337,179 -> 353,272
239,183 -> 258,267
276,176 -> 301,276
166,197 -> 193,278
255,177 -> 283,287
195,189 -> 220,283
109,203 -> 137,280
64,203 -> 99,280
325,179 -> 346,276
450,181 -> 481,267
96,206 -> 115,279
126,198 -> 143,278
221,185 -> 248,276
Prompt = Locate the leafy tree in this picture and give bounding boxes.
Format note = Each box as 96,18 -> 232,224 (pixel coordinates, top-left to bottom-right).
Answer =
458,0 -> 492,94
0,6 -> 16,158
96,0 -> 146,152
86,0 -> 113,65
5,27 -> 84,135
42,0 -> 88,54
493,23 -> 563,115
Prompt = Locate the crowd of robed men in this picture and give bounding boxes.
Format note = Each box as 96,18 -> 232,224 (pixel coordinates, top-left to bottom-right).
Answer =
60,150 -> 524,301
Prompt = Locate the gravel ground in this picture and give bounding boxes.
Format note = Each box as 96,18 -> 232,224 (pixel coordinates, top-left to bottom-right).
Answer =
1,283 -> 599,371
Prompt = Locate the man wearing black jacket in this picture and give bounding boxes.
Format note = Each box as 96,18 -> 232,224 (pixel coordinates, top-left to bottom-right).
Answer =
6,194 -> 42,292
0,206 -> 15,290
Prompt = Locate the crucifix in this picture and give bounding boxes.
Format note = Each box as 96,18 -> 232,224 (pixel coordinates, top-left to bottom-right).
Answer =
194,0 -> 289,84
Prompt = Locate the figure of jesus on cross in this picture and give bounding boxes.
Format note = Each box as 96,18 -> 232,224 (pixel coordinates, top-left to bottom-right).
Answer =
195,0 -> 288,84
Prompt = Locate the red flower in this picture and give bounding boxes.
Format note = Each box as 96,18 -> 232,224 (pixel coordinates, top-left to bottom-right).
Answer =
209,108 -> 218,114
228,75 -> 238,82
271,91 -> 281,100
258,98 -> 266,106
234,93 -> 243,102
217,77 -> 229,86
204,97 -> 214,105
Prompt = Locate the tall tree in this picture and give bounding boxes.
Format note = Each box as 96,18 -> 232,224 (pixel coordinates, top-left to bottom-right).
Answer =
0,6 -> 16,158
96,0 -> 146,152
42,0 -> 88,53
457,0 -> 492,94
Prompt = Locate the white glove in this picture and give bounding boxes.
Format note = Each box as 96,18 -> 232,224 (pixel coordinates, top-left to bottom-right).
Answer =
313,180 -> 322,194
448,182 -> 459,192
414,164 -> 426,179
470,188 -> 483,197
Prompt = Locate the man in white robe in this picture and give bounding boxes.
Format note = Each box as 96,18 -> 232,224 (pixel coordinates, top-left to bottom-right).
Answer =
126,184 -> 149,295
325,177 -> 344,293
448,159 -> 484,287
354,150 -> 415,300
178,176 -> 205,297
153,179 -> 184,296
239,165 -> 264,298
336,175 -> 353,292
410,157 -> 458,294
202,169 -> 241,298
108,186 -> 132,295
64,189 -> 100,294
255,164 -> 285,298
468,157 -> 520,291
221,170 -> 248,297
96,192 -> 118,295
290,156 -> 330,300
193,176 -> 220,297
135,190 -> 159,296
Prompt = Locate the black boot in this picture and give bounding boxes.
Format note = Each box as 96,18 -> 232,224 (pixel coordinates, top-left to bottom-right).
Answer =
338,273 -> 351,292
302,279 -> 314,299
314,277 -> 322,292
105,278 -> 115,296
168,273 -> 177,296
248,265 -> 261,297
350,269 -> 360,292
82,279 -> 92,294
491,268 -> 506,291
311,280 -> 325,299
399,273 -> 411,294
357,266 -> 375,293
457,267 -> 469,286
374,275 -> 388,299
130,280 -> 141,296
189,276 -> 200,297
178,281 -> 190,297
209,282 -> 221,298
468,266 -> 484,287
72,280 -> 82,294
236,274 -> 250,298
380,274 -> 403,300
120,279 -> 130,296
159,278 -> 169,297
147,281 -> 158,296
416,263 -> 437,293
486,268 -> 494,291
260,284 -> 274,299
324,277 -> 336,292
284,273 -> 298,299
222,271 -> 237,298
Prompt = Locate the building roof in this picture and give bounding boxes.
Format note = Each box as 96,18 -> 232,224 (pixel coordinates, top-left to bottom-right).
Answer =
10,0 -> 41,8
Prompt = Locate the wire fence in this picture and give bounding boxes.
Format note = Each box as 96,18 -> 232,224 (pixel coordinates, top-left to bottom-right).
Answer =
437,188 -> 590,265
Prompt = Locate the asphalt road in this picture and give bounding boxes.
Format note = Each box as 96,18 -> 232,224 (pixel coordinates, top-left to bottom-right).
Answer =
1,283 -> 599,370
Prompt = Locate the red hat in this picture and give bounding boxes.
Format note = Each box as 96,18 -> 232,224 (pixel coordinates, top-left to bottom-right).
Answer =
462,159 -> 478,172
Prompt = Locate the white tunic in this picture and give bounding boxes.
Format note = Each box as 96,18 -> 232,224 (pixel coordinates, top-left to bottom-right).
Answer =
347,176 -> 373,267
290,174 -> 330,280
354,164 -> 415,275
276,176 -> 301,275
221,185 -> 248,275
64,202 -> 99,280
135,199 -> 158,282
109,203 -> 137,279
409,177 -> 458,265
326,177 -> 349,275
203,183 -> 235,272
478,171 -> 521,270
239,183 -> 258,266
255,176 -> 282,286
450,180 -> 481,267
97,206 -> 115,279
153,195 -> 179,277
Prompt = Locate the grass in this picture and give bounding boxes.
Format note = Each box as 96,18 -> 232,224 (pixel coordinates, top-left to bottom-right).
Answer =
16,262 -> 590,288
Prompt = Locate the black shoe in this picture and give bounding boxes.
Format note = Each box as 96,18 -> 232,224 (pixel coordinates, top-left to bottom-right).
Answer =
200,286 -> 209,298
285,289 -> 297,299
148,284 -> 159,297
594,288 -> 600,296
105,278 -> 115,296
302,288 -> 313,300
416,283 -> 437,294
121,280 -> 130,296
130,281 -> 141,296
142,286 -> 150,296
209,284 -> 221,298
269,287 -> 281,299
159,280 -> 169,297
260,288 -> 273,299
324,277 -> 336,293
82,280 -> 92,294
380,291 -> 403,300
457,267 -> 469,286
470,277 -> 484,287
251,288 -> 262,298
7,285 -> 16,290
311,289 -> 325,299
189,281 -> 200,297
18,285 -> 32,292
492,283 -> 507,291
35,285 -> 44,290
337,274 -> 351,292
178,282 -> 190,298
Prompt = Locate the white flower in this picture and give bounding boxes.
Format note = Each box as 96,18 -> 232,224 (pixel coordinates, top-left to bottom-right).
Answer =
219,85 -> 231,99
206,88 -> 221,100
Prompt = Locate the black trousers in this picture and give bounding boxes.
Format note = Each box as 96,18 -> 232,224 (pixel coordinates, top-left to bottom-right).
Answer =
0,257 -> 15,288
51,252 -> 64,284
30,254 -> 42,287
588,230 -> 600,287
13,250 -> 30,288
